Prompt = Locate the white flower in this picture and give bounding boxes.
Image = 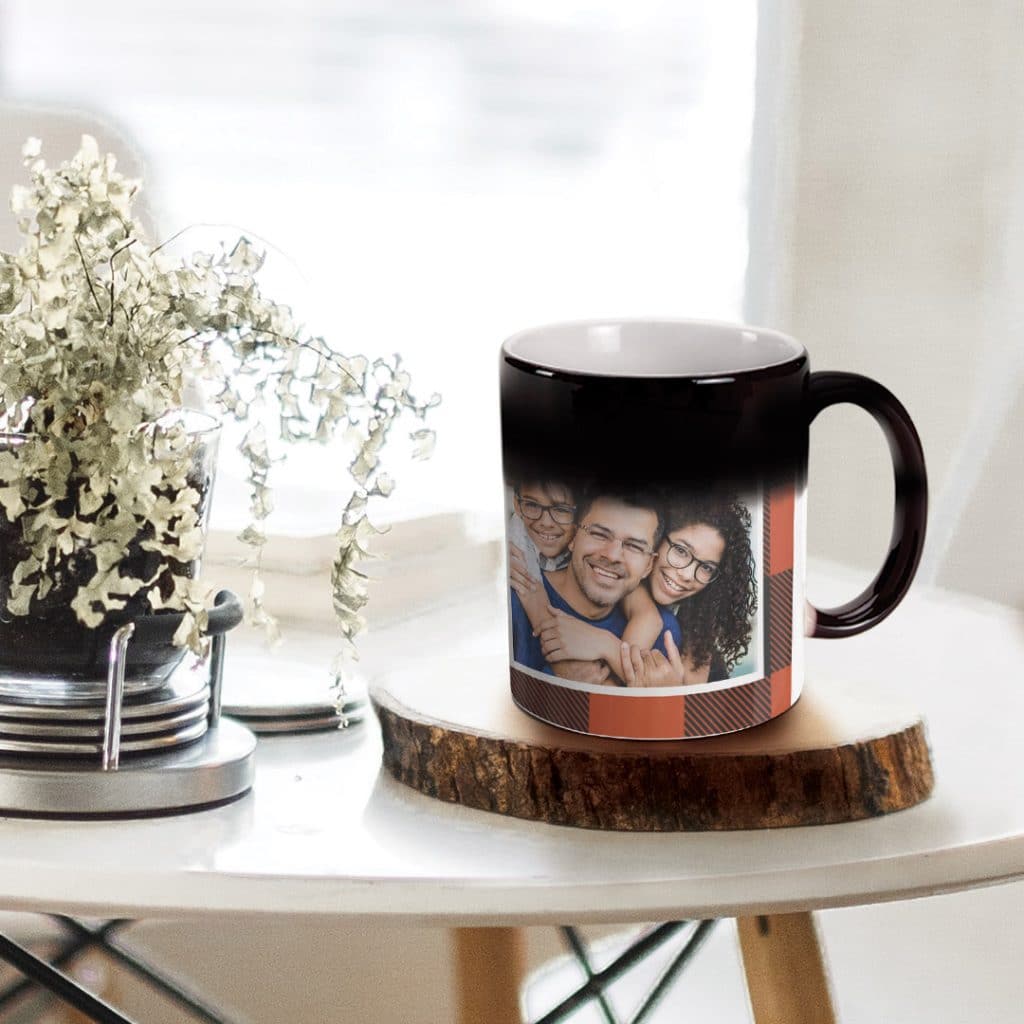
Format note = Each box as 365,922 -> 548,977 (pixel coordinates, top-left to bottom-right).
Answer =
0,135 -> 438,663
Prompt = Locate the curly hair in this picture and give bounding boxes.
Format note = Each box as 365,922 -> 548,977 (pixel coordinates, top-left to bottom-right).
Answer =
665,494 -> 757,677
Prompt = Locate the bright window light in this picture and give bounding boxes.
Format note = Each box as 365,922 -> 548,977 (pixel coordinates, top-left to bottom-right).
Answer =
0,0 -> 758,533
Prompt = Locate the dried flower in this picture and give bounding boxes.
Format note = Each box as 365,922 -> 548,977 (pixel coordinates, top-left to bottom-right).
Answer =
0,136 -> 438,666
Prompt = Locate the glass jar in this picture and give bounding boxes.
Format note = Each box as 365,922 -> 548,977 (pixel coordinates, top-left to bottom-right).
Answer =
0,410 -> 221,704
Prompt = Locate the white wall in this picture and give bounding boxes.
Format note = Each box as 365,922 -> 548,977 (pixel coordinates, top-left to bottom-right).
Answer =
748,0 -> 1024,608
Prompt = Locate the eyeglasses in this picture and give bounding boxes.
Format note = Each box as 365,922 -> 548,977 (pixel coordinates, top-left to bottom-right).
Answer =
516,495 -> 576,525
577,523 -> 654,559
663,541 -> 719,585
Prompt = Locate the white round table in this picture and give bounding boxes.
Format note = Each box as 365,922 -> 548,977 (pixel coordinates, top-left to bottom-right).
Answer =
0,571 -> 1020,1022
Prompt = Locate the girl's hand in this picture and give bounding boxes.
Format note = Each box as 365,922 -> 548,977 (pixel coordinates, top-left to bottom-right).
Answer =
536,606 -> 619,664
620,631 -> 686,687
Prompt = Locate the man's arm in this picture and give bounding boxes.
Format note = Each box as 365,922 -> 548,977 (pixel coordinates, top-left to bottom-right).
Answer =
511,591 -> 610,682
535,607 -> 622,666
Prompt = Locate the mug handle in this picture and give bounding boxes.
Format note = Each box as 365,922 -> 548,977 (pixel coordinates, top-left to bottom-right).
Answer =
806,371 -> 928,638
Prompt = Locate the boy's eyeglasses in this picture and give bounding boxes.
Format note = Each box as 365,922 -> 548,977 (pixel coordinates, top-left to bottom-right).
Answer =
516,495 -> 576,525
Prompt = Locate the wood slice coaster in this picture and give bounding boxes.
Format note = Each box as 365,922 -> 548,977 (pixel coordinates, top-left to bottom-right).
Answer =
371,657 -> 934,831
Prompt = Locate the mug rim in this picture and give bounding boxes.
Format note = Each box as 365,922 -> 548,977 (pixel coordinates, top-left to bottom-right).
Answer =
501,317 -> 807,381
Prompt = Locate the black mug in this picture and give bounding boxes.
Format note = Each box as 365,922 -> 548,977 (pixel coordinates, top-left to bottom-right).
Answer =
500,319 -> 926,740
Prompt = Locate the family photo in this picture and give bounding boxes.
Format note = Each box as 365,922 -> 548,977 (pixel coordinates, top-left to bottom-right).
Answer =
507,478 -> 762,689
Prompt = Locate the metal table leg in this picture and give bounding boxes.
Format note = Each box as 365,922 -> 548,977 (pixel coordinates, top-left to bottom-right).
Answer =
531,921 -> 718,1024
54,918 -> 243,1024
0,917 -> 245,1024
0,920 -> 125,1015
0,931 -> 137,1024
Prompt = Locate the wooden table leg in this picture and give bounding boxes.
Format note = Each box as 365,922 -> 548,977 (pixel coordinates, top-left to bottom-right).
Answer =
737,913 -> 836,1024
453,927 -> 526,1024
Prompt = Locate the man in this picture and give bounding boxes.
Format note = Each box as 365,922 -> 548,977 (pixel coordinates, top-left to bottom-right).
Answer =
509,489 -> 680,685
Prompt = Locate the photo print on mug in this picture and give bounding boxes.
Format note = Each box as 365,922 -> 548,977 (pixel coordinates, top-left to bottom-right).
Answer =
505,476 -> 803,740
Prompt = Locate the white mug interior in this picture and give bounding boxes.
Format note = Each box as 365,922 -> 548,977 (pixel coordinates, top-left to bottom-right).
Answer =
502,318 -> 805,378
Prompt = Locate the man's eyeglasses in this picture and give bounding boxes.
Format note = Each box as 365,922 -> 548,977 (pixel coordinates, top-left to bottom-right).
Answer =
663,541 -> 719,585
516,495 -> 576,525
577,523 -> 654,559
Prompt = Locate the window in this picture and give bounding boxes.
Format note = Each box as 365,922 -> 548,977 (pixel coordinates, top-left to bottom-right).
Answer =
1,0 -> 758,535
